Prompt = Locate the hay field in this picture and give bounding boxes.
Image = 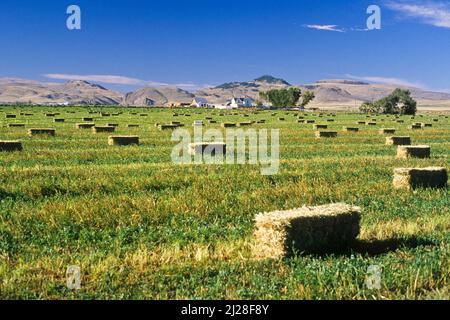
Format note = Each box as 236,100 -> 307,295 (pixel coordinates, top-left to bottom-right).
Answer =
0,106 -> 449,300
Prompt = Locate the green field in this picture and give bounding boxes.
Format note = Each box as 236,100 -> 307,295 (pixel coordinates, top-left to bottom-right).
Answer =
0,106 -> 449,300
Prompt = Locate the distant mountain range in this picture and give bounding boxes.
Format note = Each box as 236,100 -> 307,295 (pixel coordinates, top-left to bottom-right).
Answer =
1,75 -> 450,110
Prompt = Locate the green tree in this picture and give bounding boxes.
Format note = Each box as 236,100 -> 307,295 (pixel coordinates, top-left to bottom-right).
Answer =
359,102 -> 378,114
299,91 -> 315,108
259,87 -> 303,108
359,89 -> 417,115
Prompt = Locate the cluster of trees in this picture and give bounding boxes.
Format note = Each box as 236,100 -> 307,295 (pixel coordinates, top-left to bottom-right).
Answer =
259,88 -> 315,108
360,89 -> 417,115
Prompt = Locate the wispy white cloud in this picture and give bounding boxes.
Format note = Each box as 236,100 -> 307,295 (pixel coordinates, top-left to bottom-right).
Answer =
345,74 -> 426,88
349,27 -> 371,32
305,24 -> 345,32
386,0 -> 450,29
43,74 -> 211,90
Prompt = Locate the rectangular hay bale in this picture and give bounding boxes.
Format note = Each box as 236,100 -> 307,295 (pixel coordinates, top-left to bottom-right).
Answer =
76,123 -> 95,129
379,128 -> 396,134
92,126 -> 115,133
28,128 -> 56,137
397,145 -> 430,159
343,126 -> 359,132
221,123 -> 236,128
315,131 -> 337,138
108,135 -> 139,146
188,142 -> 226,156
158,124 -> 179,130
386,136 -> 411,146
253,203 -> 361,258
393,167 -> 448,189
0,140 -> 23,152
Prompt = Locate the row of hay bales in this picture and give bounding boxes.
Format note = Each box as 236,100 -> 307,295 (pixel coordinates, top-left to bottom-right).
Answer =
253,167 -> 447,258
155,119 -> 265,130
308,117 -> 437,139
0,122 -> 143,150
253,115 -> 448,258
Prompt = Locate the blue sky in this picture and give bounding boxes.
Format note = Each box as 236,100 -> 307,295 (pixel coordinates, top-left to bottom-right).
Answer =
0,0 -> 449,92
